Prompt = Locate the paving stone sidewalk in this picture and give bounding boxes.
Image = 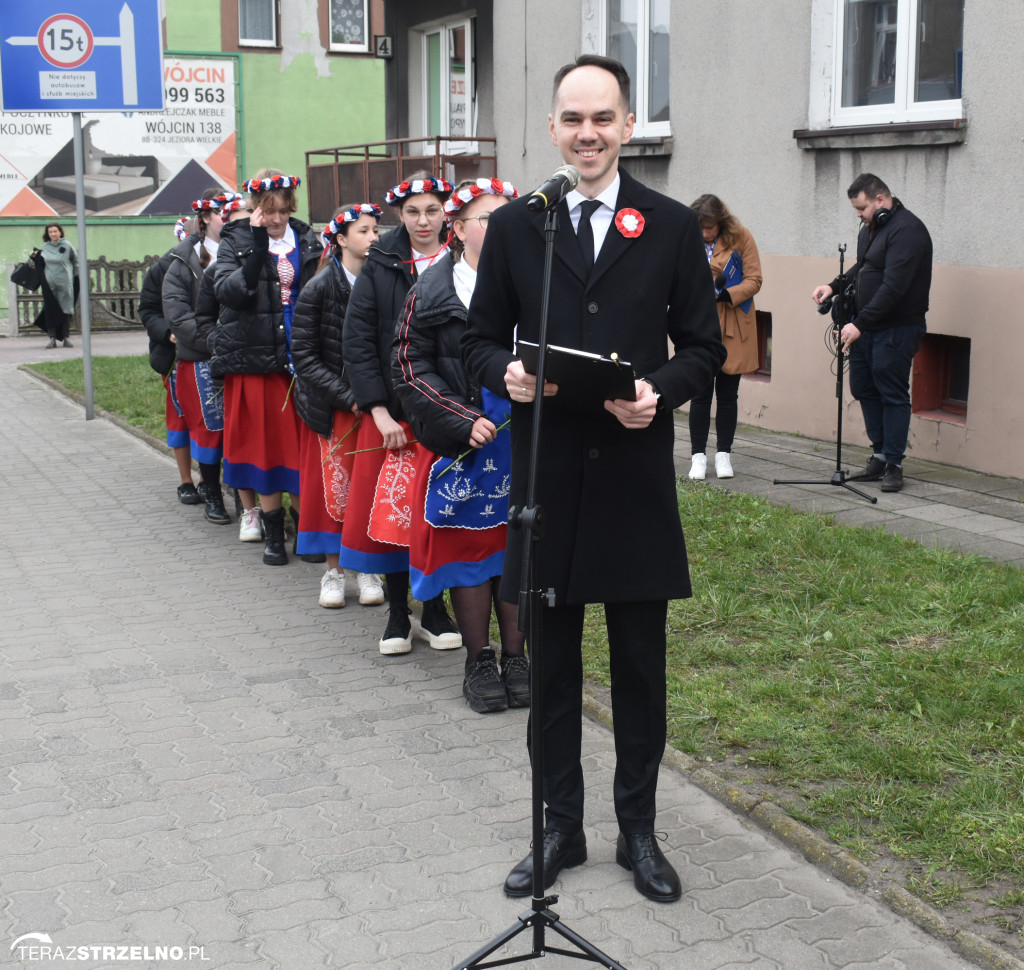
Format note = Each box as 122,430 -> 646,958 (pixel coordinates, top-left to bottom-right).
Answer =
0,334 -> 1002,969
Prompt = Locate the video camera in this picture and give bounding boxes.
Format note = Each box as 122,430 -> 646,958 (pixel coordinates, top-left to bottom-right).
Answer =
817,272 -> 856,325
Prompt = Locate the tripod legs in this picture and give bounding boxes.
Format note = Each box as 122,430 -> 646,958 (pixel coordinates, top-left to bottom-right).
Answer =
452,904 -> 628,970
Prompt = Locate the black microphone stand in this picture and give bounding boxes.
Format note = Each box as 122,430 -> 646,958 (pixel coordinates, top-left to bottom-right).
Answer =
453,208 -> 628,970
773,243 -> 877,504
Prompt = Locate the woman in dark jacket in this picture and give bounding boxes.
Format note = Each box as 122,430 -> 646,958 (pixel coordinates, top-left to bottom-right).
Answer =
212,170 -> 322,565
140,224 -> 200,505
339,174 -> 461,655
162,190 -> 244,525
292,203 -> 383,609
29,223 -> 78,348
394,178 -> 527,714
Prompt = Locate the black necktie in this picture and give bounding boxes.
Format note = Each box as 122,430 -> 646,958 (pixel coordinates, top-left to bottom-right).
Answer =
576,200 -> 601,273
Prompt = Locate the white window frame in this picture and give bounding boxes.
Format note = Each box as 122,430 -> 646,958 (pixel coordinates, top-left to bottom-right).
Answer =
583,0 -> 671,140
830,0 -> 963,126
420,18 -> 477,154
328,0 -> 369,54
238,0 -> 278,48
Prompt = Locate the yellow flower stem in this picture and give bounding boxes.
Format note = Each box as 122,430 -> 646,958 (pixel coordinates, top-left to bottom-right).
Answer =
324,414 -> 363,463
281,374 -> 296,412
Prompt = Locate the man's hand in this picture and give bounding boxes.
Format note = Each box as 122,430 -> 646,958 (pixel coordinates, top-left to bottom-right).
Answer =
812,284 -> 834,305
504,359 -> 557,404
839,322 -> 862,353
605,379 -> 658,429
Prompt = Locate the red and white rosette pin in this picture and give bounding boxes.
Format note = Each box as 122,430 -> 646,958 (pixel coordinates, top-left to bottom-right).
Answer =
615,208 -> 645,238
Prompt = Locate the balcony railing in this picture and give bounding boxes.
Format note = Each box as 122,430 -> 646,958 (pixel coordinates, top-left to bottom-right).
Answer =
305,136 -> 498,226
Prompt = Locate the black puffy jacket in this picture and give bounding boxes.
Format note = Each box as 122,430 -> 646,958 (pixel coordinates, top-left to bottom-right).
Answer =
832,200 -> 933,333
210,216 -> 323,376
393,256 -> 484,459
162,234 -> 214,361
194,263 -> 219,339
291,259 -> 357,438
342,223 -> 425,418
139,250 -> 176,376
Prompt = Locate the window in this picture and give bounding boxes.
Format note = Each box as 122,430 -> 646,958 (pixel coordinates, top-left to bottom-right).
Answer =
422,20 -> 476,152
750,310 -> 772,381
912,334 -> 969,422
587,0 -> 670,139
833,0 -> 963,125
238,0 -> 277,47
329,0 -> 368,53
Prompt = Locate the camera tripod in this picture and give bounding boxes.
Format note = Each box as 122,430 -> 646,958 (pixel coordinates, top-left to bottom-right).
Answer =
773,244 -> 877,505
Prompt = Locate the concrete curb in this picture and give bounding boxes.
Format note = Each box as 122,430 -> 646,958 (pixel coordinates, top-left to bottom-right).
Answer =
582,691 -> 1024,970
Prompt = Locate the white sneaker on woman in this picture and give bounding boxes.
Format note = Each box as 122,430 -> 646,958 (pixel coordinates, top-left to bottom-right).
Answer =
356,572 -> 385,606
688,453 -> 707,480
238,507 -> 263,541
715,452 -> 734,479
319,568 -> 346,608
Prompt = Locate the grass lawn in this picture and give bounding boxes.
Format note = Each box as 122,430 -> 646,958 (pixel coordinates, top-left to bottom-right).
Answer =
25,353 -> 1024,950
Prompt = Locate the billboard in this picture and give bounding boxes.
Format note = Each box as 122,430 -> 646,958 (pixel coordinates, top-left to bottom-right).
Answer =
0,55 -> 238,218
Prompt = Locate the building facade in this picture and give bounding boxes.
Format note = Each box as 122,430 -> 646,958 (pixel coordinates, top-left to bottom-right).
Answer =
386,0 -> 1023,479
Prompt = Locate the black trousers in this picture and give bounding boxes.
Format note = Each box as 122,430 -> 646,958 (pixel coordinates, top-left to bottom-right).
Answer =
527,600 -> 668,835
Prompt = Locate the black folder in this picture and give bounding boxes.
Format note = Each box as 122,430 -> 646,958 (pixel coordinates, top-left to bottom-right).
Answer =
517,339 -> 636,413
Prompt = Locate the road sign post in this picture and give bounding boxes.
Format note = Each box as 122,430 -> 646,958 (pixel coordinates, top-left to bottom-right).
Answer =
0,1 -> 163,419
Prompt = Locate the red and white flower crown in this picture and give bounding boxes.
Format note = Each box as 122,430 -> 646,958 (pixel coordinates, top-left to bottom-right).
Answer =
443,178 -> 518,225
174,217 -> 190,240
385,177 -> 453,207
218,194 -> 247,220
243,175 -> 301,193
191,191 -> 246,213
321,203 -> 383,248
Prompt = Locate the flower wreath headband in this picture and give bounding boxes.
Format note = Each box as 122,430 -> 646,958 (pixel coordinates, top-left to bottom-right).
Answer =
242,175 -> 301,193
191,191 -> 246,213
385,176 -> 453,207
443,178 -> 519,226
321,203 -> 383,249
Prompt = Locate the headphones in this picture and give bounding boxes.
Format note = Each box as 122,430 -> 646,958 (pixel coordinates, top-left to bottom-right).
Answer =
872,196 -> 903,229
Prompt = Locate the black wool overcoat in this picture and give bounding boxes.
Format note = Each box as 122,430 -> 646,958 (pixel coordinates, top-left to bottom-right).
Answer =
461,168 -> 726,605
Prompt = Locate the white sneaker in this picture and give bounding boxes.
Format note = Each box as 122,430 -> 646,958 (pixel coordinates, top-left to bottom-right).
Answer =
238,507 -> 263,542
356,572 -> 385,606
319,568 -> 346,608
715,452 -> 734,479
688,453 -> 707,480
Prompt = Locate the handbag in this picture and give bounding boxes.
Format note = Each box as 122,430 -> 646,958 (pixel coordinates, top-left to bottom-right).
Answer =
11,260 -> 41,291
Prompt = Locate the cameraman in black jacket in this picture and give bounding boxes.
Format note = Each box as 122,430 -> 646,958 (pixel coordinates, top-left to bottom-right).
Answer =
813,173 -> 933,493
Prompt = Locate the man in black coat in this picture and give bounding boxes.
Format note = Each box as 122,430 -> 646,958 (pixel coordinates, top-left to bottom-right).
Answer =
812,173 -> 933,493
461,54 -> 725,903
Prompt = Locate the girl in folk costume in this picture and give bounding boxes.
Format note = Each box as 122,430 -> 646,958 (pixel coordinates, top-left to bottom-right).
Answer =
394,178 -> 529,713
211,170 -> 323,565
291,203 -> 385,609
340,173 -> 462,655
162,190 -> 243,526
140,219 -> 201,505
687,194 -> 763,481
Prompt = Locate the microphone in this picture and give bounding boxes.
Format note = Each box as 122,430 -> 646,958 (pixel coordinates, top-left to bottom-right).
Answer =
526,165 -> 581,212
714,272 -> 727,290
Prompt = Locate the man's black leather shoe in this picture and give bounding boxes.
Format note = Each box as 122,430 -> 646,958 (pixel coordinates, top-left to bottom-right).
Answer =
850,456 -> 886,481
616,832 -> 681,903
880,463 -> 904,492
504,827 -> 587,898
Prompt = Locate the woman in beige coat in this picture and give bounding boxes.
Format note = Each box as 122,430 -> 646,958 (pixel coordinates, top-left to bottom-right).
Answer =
688,195 -> 763,479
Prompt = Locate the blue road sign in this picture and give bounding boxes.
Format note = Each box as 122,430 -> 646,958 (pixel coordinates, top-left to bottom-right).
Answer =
0,0 -> 163,112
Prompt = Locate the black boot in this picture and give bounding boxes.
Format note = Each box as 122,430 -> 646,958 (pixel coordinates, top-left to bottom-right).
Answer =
45,331 -> 57,349
288,505 -> 325,563
260,508 -> 288,565
201,481 -> 231,524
